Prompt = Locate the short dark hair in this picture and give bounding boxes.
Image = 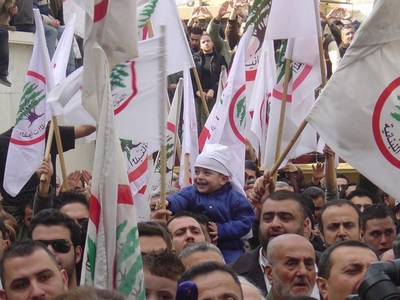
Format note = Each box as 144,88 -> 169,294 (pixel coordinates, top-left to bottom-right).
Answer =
265,190 -> 308,221
245,161 -> 261,178
302,186 -> 324,201
361,204 -> 395,231
319,199 -> 361,234
332,20 -> 344,27
54,190 -> 90,211
346,189 -> 375,203
336,173 -> 349,182
167,210 -> 202,228
189,26 -> 203,36
392,234 -> 400,259
0,240 -> 58,287
18,192 -> 34,218
318,240 -> 377,279
29,209 -> 82,247
138,221 -> 173,251
179,261 -> 242,299
142,249 -> 185,282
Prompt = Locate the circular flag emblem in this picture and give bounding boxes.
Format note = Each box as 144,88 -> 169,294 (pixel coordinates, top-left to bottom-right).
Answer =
229,84 -> 247,143
372,77 -> 400,168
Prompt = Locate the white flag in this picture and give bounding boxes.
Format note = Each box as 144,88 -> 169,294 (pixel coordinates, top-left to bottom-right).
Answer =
4,10 -> 54,197
81,44 -> 144,299
180,68 -> 199,187
137,0 -> 195,74
306,0 -> 400,198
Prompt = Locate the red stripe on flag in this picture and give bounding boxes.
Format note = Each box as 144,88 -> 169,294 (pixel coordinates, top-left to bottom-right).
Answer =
117,184 -> 134,205
138,185 -> 147,195
27,71 -> 46,84
272,89 -> 292,103
127,158 -> 148,182
114,61 -> 138,115
167,122 -> 176,133
10,132 -> 45,146
293,65 -> 312,91
245,70 -> 257,82
89,194 -> 101,231
93,0 -> 108,22
198,127 -> 210,152
142,25 -> 148,40
229,84 -> 246,144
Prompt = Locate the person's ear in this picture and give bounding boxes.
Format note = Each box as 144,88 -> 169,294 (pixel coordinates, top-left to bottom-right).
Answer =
316,277 -> 329,300
221,175 -> 229,185
303,217 -> 310,232
360,230 -> 365,241
3,240 -> 10,250
60,269 -> 69,291
0,289 -> 7,300
75,245 -> 83,264
265,264 -> 273,285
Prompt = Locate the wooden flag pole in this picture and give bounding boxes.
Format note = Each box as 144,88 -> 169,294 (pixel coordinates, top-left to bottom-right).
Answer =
39,121 -> 55,185
184,153 -> 190,187
52,116 -> 69,192
192,67 -> 209,117
274,57 -> 292,171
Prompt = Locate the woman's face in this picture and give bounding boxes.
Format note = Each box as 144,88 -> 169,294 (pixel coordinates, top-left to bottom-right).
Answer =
200,35 -> 214,54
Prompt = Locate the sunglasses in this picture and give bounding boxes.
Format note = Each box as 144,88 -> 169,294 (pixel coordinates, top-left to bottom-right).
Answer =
36,239 -> 72,253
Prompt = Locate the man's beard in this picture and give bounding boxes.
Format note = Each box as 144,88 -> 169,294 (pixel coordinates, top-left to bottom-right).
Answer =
272,270 -> 312,300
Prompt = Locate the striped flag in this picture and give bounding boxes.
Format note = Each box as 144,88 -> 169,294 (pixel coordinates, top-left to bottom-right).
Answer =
82,44 -> 144,299
3,10 -> 54,197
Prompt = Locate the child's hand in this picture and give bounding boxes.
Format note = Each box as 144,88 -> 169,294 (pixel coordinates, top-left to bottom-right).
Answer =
208,222 -> 218,243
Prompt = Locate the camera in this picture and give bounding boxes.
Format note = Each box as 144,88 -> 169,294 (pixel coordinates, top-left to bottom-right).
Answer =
346,259 -> 400,300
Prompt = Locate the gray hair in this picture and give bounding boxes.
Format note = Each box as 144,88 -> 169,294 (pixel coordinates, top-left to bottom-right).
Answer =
238,276 -> 266,300
151,186 -> 180,198
178,242 -> 225,262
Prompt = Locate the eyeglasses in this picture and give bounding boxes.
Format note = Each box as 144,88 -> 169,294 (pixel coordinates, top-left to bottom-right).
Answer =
36,239 -> 72,253
355,204 -> 372,210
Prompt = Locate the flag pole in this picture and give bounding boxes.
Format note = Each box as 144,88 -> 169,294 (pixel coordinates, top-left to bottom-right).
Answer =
314,0 -> 337,195
273,39 -> 294,179
184,154 -> 190,186
52,116 -> 69,191
40,121 -> 54,183
192,67 -> 210,117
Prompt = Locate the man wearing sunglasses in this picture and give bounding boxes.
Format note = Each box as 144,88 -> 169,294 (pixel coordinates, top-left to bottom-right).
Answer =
29,209 -> 82,289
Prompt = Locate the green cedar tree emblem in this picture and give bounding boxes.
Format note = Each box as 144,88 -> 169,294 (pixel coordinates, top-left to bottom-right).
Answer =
111,64 -> 129,91
236,96 -> 246,127
138,0 -> 158,29
15,82 -> 45,127
390,95 -> 400,122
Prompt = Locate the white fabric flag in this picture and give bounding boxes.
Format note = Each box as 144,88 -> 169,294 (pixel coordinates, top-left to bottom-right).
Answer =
265,0 -> 317,40
306,0 -> 400,198
179,68 -> 199,188
81,44 -> 144,299
77,0 -> 138,121
4,10 -> 54,197
112,36 -> 166,145
51,13 -> 76,85
137,0 -> 195,74
249,40 -> 276,167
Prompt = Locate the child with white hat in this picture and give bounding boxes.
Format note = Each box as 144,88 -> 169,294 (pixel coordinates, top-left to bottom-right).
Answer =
162,144 -> 255,263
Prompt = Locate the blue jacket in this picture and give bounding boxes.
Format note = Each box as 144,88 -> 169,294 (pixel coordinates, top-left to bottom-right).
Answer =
167,183 -> 255,252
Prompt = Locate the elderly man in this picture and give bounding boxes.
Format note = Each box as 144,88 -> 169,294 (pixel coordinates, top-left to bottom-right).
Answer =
231,190 -> 311,296
265,234 -> 316,300
316,240 -> 378,300
339,25 -> 355,57
0,240 -> 68,299
179,261 -> 243,300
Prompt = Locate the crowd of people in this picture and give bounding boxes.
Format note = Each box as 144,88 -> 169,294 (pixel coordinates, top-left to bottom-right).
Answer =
1,1 -> 396,300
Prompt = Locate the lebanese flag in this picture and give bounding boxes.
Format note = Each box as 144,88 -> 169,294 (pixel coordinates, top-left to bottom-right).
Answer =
306,0 -> 400,198
112,36 -> 166,146
3,10 -> 54,197
180,68 -> 199,187
81,44 -> 144,299
77,0 -> 138,121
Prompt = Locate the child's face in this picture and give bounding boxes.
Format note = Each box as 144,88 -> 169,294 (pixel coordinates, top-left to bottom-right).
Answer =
194,167 -> 229,194
144,269 -> 177,300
